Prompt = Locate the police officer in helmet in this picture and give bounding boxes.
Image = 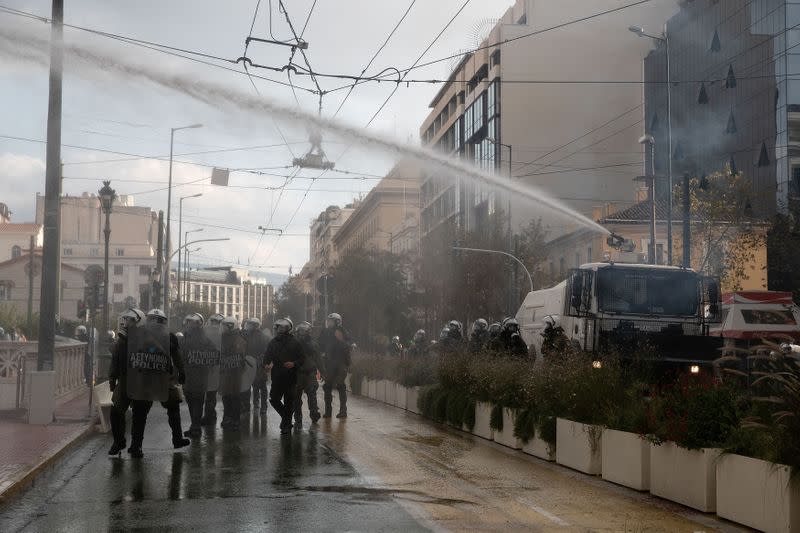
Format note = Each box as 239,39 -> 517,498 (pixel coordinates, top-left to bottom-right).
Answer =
264,318 -> 304,434
469,319 -> 489,353
200,313 -> 224,425
320,313 -> 352,418
107,308 -> 145,456
293,321 -> 321,427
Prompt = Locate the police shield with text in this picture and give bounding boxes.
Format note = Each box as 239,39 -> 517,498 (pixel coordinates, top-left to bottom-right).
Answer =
320,312 -> 351,419
201,313 -> 224,426
264,318 -> 305,434
181,313 -> 219,438
293,321 -> 321,427
108,308 -> 146,456
219,316 -> 248,431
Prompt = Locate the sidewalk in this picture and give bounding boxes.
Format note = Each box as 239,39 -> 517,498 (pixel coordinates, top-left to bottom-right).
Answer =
0,390 -> 94,503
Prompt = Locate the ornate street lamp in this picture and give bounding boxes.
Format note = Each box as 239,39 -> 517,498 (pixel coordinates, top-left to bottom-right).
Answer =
98,180 -> 116,362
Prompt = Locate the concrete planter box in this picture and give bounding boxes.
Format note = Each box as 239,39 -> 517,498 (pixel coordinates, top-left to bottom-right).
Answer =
382,380 -> 395,405
716,454 -> 800,532
522,434 -> 555,461
472,401 -> 494,440
556,418 -> 602,475
406,387 -> 421,414
367,379 -> 377,399
394,384 -> 408,409
359,377 -> 368,397
376,380 -> 387,403
493,407 -> 522,449
601,428 -> 650,491
650,442 -> 721,512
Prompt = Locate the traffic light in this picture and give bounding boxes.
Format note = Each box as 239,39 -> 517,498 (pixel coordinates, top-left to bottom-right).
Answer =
77,300 -> 86,320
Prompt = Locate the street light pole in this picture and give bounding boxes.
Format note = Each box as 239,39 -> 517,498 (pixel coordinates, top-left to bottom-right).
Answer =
630,25 -> 673,264
98,182 -> 116,337
164,123 -> 202,317
177,193 -> 202,303
183,228 -> 203,298
452,246 -> 534,295
487,137 -> 515,316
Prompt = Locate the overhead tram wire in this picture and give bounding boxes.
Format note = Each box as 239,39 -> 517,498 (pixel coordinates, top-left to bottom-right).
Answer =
3,5 -> 799,92
332,0 -> 418,118
0,5 -> 314,94
365,0 -> 474,128
299,0 -> 317,38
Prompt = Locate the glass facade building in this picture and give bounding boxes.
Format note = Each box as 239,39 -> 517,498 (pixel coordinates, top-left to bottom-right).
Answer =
644,0 -> 800,214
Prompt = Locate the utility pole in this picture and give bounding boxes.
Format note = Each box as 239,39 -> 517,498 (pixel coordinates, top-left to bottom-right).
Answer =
27,235 -> 34,336
682,172 -> 691,268
37,0 -> 64,370
153,210 -> 164,309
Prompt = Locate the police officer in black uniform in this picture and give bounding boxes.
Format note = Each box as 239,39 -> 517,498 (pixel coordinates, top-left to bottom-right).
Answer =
264,318 -> 305,434
293,321 -> 321,427
320,313 -> 352,419
107,308 -> 145,456
469,318 -> 489,353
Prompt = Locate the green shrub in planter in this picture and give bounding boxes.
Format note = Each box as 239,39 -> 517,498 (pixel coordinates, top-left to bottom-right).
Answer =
490,403 -> 504,432
514,406 -> 538,443
647,374 -> 741,450
539,415 -> 557,446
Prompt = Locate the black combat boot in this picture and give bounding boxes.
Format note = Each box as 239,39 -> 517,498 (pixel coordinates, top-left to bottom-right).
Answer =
166,404 -> 191,449
108,408 -> 127,456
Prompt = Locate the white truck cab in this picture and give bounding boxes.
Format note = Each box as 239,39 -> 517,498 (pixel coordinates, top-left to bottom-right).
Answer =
517,262 -> 721,361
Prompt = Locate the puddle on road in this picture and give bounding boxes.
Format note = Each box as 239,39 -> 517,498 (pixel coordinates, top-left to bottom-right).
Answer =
398,435 -> 445,447
298,485 -> 475,508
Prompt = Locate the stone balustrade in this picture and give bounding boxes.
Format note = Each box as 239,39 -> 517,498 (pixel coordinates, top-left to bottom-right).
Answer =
0,340 -> 88,410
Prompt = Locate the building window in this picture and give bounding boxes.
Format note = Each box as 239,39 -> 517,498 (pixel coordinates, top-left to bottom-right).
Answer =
226,304 -> 233,316
202,285 -> 209,301
487,80 -> 499,118
194,284 -> 201,300
139,265 -> 150,276
211,286 -> 217,301
63,248 -> 73,256
227,287 -> 233,300
0,284 -> 10,301
490,49 -> 501,68
587,246 -> 593,263
89,248 -> 99,257
115,248 -> 124,257
559,257 -> 565,277
113,283 -> 123,294
575,252 -> 581,268
113,265 -> 123,276
11,245 -> 21,259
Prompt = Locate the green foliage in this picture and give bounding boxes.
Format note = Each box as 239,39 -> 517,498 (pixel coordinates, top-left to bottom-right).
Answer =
0,303 -> 37,339
273,277 -> 307,324
490,403 -> 504,432
513,406 -> 537,443
418,385 -> 475,430
538,416 -> 557,446
647,375 -> 741,450
734,351 -> 800,472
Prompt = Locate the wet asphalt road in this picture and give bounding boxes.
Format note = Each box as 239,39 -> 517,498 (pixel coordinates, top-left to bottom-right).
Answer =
0,395 -> 426,532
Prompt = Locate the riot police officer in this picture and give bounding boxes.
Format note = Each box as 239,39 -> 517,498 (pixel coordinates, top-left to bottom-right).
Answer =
320,313 -> 351,419
386,336 -> 403,357
439,320 -> 464,354
264,318 -> 304,434
219,317 -> 248,431
149,309 -> 190,449
107,308 -> 146,456
201,313 -> 224,426
469,319 -> 489,353
243,317 -> 270,414
406,329 -> 429,358
181,313 -> 218,438
293,321 -> 321,427
499,317 -> 528,357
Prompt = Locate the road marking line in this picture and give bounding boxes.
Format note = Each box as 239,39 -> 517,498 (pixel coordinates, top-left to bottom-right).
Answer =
516,497 -> 570,527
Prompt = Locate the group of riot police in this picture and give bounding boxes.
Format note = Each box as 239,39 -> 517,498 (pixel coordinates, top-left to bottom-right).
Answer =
386,316 -> 529,358
107,307 -> 353,458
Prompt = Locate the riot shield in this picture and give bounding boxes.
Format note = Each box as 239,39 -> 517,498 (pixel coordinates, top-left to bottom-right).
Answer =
245,331 -> 269,386
126,323 -> 172,402
203,324 -> 222,392
218,332 -> 248,395
183,330 -> 220,394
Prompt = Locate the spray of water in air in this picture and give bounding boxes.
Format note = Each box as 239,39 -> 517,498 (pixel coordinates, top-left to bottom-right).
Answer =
0,22 -> 610,235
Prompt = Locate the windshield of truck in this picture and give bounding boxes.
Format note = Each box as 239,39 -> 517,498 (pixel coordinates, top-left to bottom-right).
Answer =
596,268 -> 700,317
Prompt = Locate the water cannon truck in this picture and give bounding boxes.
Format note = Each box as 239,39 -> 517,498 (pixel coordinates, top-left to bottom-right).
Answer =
516,256 -> 722,372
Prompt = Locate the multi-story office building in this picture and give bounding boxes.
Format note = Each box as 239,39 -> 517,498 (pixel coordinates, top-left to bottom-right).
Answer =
36,193 -> 161,312
184,266 -> 273,321
419,0 -> 677,242
333,163 -> 420,255
643,0 -> 800,215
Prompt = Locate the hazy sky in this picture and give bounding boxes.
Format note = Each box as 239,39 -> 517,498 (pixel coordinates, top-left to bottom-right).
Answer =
0,0 -> 673,275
